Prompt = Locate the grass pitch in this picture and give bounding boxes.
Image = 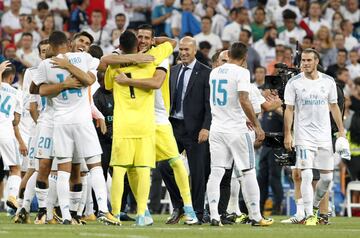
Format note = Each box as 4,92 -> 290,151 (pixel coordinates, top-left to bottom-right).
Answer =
1,214 -> 359,238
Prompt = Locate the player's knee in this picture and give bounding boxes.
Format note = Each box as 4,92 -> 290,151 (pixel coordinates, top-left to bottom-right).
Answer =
292,169 -> 302,182
301,169 -> 313,184
242,168 -> 256,176
320,172 -> 333,184
36,180 -> 47,189
167,157 -> 180,167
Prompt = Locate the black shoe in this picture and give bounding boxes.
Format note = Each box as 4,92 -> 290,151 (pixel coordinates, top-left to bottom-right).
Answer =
166,208 -> 184,224
62,219 -> 72,225
210,219 -> 223,227
220,214 -> 234,225
14,208 -> 31,224
318,214 -> 330,225
120,212 -> 135,221
202,209 -> 210,224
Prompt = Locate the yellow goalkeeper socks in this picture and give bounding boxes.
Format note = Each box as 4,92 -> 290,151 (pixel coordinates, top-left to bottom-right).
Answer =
169,157 -> 192,206
135,167 -> 151,216
111,166 -> 127,216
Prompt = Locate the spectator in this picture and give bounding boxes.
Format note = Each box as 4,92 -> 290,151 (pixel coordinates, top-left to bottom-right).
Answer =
171,0 -> 201,39
250,7 -> 266,43
267,44 -> 285,75
335,67 -> 351,95
323,0 -> 342,23
271,0 -> 301,28
151,0 -> 176,37
83,9 -> 111,49
334,33 -> 347,51
33,1 -> 50,31
347,49 -> 360,81
197,41 -> 212,67
302,1 -> 331,36
109,13 -> 127,49
15,32 -> 41,68
315,26 -> 337,70
194,16 -> 223,58
14,14 -> 41,49
194,0 -> 227,19
253,25 -> 277,68
3,0 -> 32,14
340,0 -> 360,24
126,0 -> 151,29
301,35 -> 313,50
104,0 -> 129,33
68,0 -> 89,34
254,66 -> 266,87
279,9 -> 306,52
3,43 -> 25,85
39,14 -> 55,40
340,19 -> 359,52
222,7 -> 251,49
1,0 -> 22,37
326,49 -> 348,78
203,5 -> 227,38
239,29 -> 261,78
331,11 -> 344,35
36,0 -> 69,31
294,0 -> 309,18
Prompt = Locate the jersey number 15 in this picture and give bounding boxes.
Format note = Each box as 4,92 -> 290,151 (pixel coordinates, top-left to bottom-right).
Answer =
211,79 -> 228,106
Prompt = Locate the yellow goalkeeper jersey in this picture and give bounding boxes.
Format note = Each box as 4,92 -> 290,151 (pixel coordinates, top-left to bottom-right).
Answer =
105,42 -> 173,138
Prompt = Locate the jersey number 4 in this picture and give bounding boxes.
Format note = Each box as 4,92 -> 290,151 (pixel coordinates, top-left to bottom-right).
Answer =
56,74 -> 82,100
211,79 -> 228,106
0,95 -> 11,117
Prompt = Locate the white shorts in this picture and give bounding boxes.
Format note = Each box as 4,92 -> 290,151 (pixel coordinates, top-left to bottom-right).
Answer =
295,145 -> 334,170
26,135 -> 37,170
209,131 -> 255,171
53,122 -> 102,159
34,124 -> 54,159
0,138 -> 20,167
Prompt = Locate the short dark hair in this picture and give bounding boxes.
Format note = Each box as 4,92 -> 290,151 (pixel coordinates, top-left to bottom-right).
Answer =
21,32 -> 33,39
303,35 -> 314,43
201,16 -> 212,23
92,9 -> 102,15
338,48 -> 348,56
137,24 -> 155,38
229,42 -> 247,60
199,41 -> 211,50
354,77 -> 360,86
1,64 -> 16,80
73,31 -> 94,44
37,1 -> 49,11
88,45 -> 103,59
37,39 -> 49,54
302,48 -> 320,60
49,31 -> 68,47
283,9 -> 297,20
241,29 -> 252,38
336,67 -> 349,76
115,13 -> 126,19
254,7 -> 266,15
120,30 -> 138,53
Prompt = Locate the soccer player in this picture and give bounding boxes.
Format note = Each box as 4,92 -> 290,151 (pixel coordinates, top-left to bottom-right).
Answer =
105,30 -> 174,225
33,31 -> 118,225
206,42 -> 273,226
112,24 -> 198,224
284,48 -> 346,226
0,62 -> 24,213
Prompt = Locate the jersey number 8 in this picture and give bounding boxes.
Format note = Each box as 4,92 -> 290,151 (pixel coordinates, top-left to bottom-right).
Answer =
211,79 -> 228,106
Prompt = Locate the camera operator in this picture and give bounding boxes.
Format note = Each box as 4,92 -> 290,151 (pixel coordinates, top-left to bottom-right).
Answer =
283,48 -> 346,226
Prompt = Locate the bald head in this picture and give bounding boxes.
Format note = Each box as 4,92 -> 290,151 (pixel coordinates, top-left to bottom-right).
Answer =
218,50 -> 229,66
179,36 -> 197,65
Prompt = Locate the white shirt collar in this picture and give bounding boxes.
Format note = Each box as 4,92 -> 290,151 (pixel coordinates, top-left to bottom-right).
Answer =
183,59 -> 197,70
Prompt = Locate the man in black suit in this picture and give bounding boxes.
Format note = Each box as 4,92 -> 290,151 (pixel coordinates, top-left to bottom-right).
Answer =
158,36 -> 211,223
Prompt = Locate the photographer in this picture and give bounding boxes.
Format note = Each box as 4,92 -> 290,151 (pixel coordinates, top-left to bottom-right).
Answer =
283,48 -> 346,226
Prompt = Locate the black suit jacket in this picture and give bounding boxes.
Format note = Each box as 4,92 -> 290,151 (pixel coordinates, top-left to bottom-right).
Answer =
169,61 -> 212,138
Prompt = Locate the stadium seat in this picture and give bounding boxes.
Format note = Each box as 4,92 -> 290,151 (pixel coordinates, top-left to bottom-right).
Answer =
346,181 -> 360,217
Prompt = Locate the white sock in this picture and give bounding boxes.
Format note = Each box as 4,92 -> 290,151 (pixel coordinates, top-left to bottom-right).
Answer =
296,198 -> 305,218
23,171 -> 37,213
206,167 -> 225,221
46,174 -> 57,220
7,175 -> 21,198
300,169 -> 314,217
57,171 -> 71,221
106,173 -> 112,203
69,191 -> 82,213
227,177 -> 241,215
240,169 -> 262,222
85,174 -> 94,216
314,172 -> 333,208
35,187 -> 49,209
90,166 -> 108,213
77,174 -> 88,216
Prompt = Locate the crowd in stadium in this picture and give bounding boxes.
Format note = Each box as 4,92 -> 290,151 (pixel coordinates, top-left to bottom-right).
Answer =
0,0 -> 360,227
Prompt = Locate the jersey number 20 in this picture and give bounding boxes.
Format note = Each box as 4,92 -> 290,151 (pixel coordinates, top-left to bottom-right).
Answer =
211,79 -> 228,106
0,95 -> 11,117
